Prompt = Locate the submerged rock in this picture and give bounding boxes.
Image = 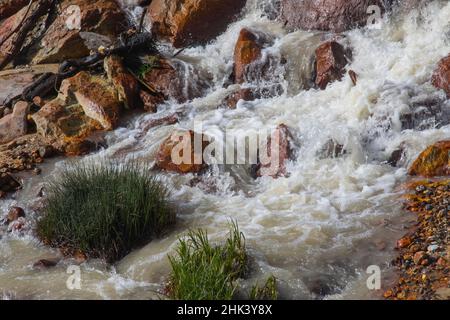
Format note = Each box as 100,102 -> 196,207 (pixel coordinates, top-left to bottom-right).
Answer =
156,130 -> 210,174
408,140 -> 450,177
147,0 -> 247,48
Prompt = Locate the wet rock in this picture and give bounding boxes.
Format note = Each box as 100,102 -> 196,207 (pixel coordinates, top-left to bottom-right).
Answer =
224,88 -> 255,109
6,206 -> 25,224
348,70 -> 358,86
33,0 -> 128,64
139,90 -> 163,113
0,101 -> 29,144
280,0 -> 387,33
0,0 -> 29,21
104,55 -> 141,110
141,57 -> 204,104
234,28 -> 264,84
318,139 -> 346,159
140,113 -> 180,132
8,216 -> 25,232
256,124 -> 294,178
0,173 -> 20,193
156,130 -> 210,174
408,140 -> 450,177
388,145 -> 406,167
147,0 -> 247,48
431,54 -> 450,97
315,41 -> 349,90
32,259 -> 59,269
400,96 -> 450,131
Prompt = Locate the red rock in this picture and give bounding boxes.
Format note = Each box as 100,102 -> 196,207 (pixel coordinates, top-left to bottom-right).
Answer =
139,90 -> 164,113
315,41 -> 349,90
281,0 -> 387,33
257,124 -> 294,178
0,0 -> 29,21
431,54 -> 450,97
6,206 -> 25,223
156,130 -> 210,174
0,101 -> 30,144
33,0 -> 127,64
408,140 -> 450,177
225,88 -> 255,109
397,236 -> 412,249
148,0 -> 247,48
413,251 -> 426,265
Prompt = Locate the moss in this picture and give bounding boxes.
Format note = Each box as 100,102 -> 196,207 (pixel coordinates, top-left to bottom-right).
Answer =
36,161 -> 175,263
167,221 -> 248,300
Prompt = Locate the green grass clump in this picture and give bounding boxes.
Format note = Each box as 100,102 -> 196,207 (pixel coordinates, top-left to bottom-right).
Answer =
167,222 -> 248,300
36,161 -> 175,263
249,275 -> 278,300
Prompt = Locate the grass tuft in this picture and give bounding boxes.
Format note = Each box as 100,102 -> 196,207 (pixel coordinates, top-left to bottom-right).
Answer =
249,275 -> 278,300
167,221 -> 248,300
36,161 -> 175,263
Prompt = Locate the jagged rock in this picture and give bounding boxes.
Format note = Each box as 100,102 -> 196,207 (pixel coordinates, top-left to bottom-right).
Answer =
32,0 -> 128,64
280,0 -> 387,33
315,41 -> 349,89
431,54 -> 450,97
147,0 -> 247,48
0,0 -> 29,21
255,124 -> 294,178
0,101 -> 29,144
225,88 -> 255,109
104,55 -> 141,109
141,57 -> 204,103
156,130 -> 210,174
408,140 -> 450,177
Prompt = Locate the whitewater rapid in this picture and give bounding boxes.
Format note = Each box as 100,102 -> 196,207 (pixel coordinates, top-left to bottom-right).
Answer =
1,0 -> 449,299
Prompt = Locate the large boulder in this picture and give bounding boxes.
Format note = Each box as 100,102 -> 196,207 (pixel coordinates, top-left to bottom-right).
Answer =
32,0 -> 128,64
0,101 -> 29,145
431,54 -> 450,97
0,0 -> 29,21
315,41 -> 349,90
156,130 -> 210,174
408,141 -> 450,177
147,0 -> 247,48
234,28 -> 264,84
281,0 -> 386,33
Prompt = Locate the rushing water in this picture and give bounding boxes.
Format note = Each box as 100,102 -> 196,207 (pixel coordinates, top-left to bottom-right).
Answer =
1,0 -> 449,300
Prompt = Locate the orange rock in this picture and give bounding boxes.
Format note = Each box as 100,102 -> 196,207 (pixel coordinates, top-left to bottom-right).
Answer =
156,130 -> 210,174
408,141 -> 450,177
234,28 -> 263,84
431,54 -> 450,97
148,0 -> 247,48
397,236 -> 412,249
315,41 -> 348,90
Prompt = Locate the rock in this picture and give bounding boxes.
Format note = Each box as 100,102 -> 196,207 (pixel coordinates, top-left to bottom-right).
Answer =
400,95 -> 450,131
8,216 -> 25,232
408,140 -> 450,177
141,57 -> 204,103
33,0 -> 128,64
147,0 -> 247,48
234,28 -> 264,84
6,206 -> 25,223
256,124 -> 294,178
104,55 -> 141,110
33,259 -> 59,269
139,90 -> 163,113
280,0 -> 387,33
413,251 -> 427,265
156,130 -> 210,174
0,101 -> 29,144
318,139 -> 346,159
225,88 -> 255,109
431,54 -> 450,97
348,70 -> 358,85
65,71 -> 122,130
0,0 -> 29,21
397,236 -> 412,249
315,41 -> 349,90
140,113 -> 180,132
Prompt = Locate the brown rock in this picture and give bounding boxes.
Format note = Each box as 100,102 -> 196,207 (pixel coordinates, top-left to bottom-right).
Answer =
148,0 -> 247,48
0,0 -> 29,21
397,236 -> 412,249
256,124 -> 294,178
6,206 -> 25,223
315,41 -> 349,90
104,55 -> 141,110
408,140 -> 450,177
349,70 -> 358,86
156,130 -> 210,174
33,259 -> 59,269
431,54 -> 450,97
0,101 -> 29,144
413,251 -> 426,265
225,88 -> 255,109
33,0 -> 128,64
139,90 -> 163,113
234,28 -> 263,84
281,0 -> 386,33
